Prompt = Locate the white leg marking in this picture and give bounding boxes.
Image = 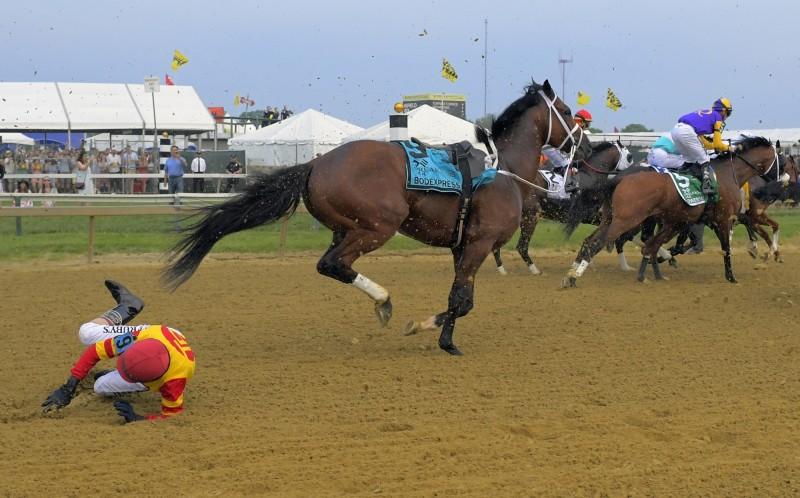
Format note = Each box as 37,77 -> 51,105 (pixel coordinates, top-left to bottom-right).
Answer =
497,265 -> 508,275
528,262 -> 542,275
657,247 -> 671,260
352,274 -> 389,303
618,252 -> 633,271
575,259 -> 590,277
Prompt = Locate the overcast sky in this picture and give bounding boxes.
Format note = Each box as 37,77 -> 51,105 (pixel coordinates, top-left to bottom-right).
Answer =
2,0 -> 797,132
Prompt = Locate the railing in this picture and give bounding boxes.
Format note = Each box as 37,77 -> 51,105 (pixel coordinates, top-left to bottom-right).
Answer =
2,173 -> 247,193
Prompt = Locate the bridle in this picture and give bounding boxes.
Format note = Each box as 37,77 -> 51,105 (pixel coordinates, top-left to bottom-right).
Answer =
495,90 -> 587,194
729,143 -> 777,186
579,142 -> 631,175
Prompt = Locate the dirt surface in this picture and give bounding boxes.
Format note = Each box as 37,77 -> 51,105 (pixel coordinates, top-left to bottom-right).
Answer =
1,247 -> 799,497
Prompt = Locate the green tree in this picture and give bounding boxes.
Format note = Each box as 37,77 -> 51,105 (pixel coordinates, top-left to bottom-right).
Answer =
620,123 -> 654,133
588,126 -> 603,134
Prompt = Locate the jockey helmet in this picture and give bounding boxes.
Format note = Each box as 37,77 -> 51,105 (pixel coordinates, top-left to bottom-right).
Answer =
117,338 -> 170,383
713,98 -> 733,117
575,109 -> 593,126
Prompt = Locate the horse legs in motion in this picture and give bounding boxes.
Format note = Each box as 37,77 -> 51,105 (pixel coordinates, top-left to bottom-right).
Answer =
741,210 -> 782,262
492,209 -> 542,275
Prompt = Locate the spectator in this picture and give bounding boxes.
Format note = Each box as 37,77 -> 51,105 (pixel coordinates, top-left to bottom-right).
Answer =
164,145 -> 187,197
2,150 -> 14,193
74,149 -> 93,196
107,148 -> 122,193
0,154 -> 4,193
43,157 -> 57,188
30,157 -> 44,193
14,180 -> 34,207
190,150 -> 207,193
134,151 -> 150,194
121,145 -> 138,194
41,177 -> 58,207
57,150 -> 73,193
97,151 -> 110,193
224,154 -> 243,193
280,105 -> 293,120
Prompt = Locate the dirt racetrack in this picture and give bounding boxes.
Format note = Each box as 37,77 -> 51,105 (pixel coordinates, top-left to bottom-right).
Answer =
1,247 -> 799,497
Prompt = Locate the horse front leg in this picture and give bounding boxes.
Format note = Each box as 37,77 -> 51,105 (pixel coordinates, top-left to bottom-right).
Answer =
712,221 -> 737,283
492,248 -> 507,275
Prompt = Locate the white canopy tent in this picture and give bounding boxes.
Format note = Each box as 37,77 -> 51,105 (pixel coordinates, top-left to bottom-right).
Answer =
0,133 -> 35,146
343,104 -> 482,147
230,109 -> 363,166
0,82 -> 215,135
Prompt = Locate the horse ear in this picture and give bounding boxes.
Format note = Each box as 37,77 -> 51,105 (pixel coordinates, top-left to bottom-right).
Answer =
776,139 -> 781,149
542,80 -> 555,98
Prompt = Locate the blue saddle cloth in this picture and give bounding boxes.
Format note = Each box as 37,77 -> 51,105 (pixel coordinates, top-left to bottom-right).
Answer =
399,140 -> 496,194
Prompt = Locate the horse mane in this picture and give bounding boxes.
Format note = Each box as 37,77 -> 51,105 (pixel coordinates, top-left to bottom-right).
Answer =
717,135 -> 772,160
490,81 -> 544,140
591,142 -> 616,154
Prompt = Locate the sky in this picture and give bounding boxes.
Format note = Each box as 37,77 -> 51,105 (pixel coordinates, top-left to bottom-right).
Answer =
2,0 -> 798,132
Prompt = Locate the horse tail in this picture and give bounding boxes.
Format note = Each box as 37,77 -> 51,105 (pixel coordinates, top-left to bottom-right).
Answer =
563,175 -> 622,237
475,125 -> 494,156
162,163 -> 313,290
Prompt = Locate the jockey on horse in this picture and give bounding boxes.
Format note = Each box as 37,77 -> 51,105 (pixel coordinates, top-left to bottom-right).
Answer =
670,98 -> 734,194
541,109 -> 593,190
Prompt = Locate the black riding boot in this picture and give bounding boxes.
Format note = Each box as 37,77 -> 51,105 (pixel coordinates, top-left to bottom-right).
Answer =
101,280 -> 145,325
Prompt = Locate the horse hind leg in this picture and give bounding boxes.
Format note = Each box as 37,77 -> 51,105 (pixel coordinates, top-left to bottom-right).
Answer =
317,228 -> 395,326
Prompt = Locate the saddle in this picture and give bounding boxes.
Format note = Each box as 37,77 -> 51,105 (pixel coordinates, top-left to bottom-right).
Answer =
410,138 -> 487,179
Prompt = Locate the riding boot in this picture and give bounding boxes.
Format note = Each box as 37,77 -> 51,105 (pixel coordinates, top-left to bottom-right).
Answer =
700,163 -> 714,194
101,280 -> 145,325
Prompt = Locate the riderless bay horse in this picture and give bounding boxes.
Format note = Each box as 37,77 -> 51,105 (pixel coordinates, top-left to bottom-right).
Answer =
163,80 -> 592,355
490,141 -> 632,275
560,136 -> 777,287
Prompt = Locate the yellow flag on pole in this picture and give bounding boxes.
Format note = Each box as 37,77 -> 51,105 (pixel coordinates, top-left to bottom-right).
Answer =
171,49 -> 189,71
441,58 -> 458,82
577,91 -> 591,106
234,94 -> 241,107
606,88 -> 622,111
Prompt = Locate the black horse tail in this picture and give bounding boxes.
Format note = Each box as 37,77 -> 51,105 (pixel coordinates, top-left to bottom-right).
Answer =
475,125 -> 494,156
162,163 -> 313,290
563,175 -> 622,237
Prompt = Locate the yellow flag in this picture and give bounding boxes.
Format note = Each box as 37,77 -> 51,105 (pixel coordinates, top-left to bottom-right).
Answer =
577,91 -> 591,106
234,94 -> 240,106
606,88 -> 622,111
441,58 -> 458,82
171,49 -> 189,71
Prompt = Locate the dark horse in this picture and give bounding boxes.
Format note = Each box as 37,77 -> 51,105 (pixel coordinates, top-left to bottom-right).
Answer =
737,153 -> 798,262
561,136 -> 777,287
163,80 -> 592,355
490,140 -> 633,275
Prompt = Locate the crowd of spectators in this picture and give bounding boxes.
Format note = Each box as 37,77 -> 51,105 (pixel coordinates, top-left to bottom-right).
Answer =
261,105 -> 294,127
0,146 -> 246,200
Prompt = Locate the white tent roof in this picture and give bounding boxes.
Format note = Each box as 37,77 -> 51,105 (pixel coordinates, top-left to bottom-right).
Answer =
343,105 -> 479,146
1,133 -> 35,146
0,82 -> 215,133
230,109 -> 363,146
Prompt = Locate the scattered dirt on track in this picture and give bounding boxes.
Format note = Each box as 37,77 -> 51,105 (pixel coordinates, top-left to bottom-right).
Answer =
1,248 -> 799,496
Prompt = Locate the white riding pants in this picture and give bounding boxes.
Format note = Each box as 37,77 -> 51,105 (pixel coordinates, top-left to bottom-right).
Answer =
670,123 -> 709,164
77,322 -> 147,395
647,148 -> 685,170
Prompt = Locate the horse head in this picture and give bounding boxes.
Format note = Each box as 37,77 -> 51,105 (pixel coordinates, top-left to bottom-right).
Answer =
490,79 -> 592,162
782,154 -> 798,183
729,136 -> 777,178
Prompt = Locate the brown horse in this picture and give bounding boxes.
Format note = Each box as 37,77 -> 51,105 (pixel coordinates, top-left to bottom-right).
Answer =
491,141 -> 632,275
163,80 -> 592,355
561,136 -> 777,286
738,154 -> 798,262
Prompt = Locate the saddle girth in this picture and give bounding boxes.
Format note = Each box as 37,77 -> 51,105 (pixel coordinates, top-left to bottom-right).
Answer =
450,143 -> 475,249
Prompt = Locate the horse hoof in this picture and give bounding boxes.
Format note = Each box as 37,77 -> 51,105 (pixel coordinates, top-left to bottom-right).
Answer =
374,298 -> 393,327
778,256 -> 784,263
761,253 -> 770,262
726,276 -> 738,284
637,274 -> 646,283
403,320 -> 419,336
439,342 -> 464,356
655,275 -> 669,281
747,249 -> 758,259
560,276 -> 577,289
668,258 -> 679,268
620,264 -> 634,272
497,265 -> 508,275
528,264 -> 542,275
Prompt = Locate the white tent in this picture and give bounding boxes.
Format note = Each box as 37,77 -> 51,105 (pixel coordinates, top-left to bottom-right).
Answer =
0,133 -> 35,146
0,82 -> 215,133
229,109 -> 363,166
343,104 -> 481,147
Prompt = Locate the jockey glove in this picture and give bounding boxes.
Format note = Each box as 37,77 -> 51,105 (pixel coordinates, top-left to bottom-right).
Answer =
113,400 -> 145,423
41,376 -> 80,412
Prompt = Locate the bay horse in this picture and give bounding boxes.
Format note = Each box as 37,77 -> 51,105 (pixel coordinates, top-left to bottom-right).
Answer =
490,141 -> 633,275
560,136 -> 777,287
163,80 -> 592,355
737,153 -> 798,262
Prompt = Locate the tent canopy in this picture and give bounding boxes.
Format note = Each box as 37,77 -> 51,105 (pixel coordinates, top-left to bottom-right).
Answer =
343,104 -> 481,146
0,133 -> 35,146
0,82 -> 215,133
230,108 -> 363,146
229,109 -> 363,167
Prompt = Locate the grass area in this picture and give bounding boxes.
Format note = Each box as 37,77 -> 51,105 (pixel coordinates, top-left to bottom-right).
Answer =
2,208 -> 800,261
